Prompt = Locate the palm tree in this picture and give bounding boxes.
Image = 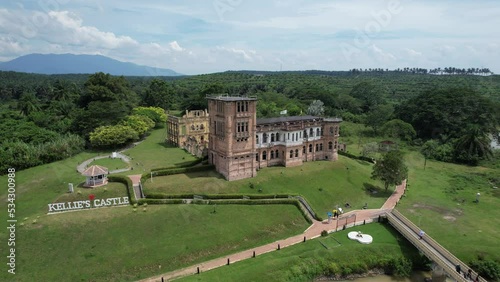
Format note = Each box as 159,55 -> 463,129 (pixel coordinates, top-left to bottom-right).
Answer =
17,92 -> 41,116
454,126 -> 493,165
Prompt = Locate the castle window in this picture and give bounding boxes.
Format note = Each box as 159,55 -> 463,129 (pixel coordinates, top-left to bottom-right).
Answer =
295,149 -> 299,157
316,144 -> 319,151
275,150 -> 279,158
309,144 -> 313,152
310,128 -> 314,137
303,130 -> 307,138
256,153 -> 259,161
263,133 -> 268,143
330,126 -> 334,134
329,142 -> 333,150
290,150 -> 293,158
271,150 -> 275,159
316,128 -> 320,136
276,133 -> 280,142
237,102 -> 241,112
320,143 -> 323,151
271,133 -> 275,142
245,101 -> 249,111
262,151 -> 267,160
256,135 -> 259,144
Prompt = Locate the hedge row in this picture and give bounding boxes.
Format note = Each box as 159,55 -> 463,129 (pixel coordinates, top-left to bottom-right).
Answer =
338,151 -> 375,163
138,199 -> 184,205
141,164 -> 215,181
150,156 -> 208,172
206,199 -> 312,224
145,193 -> 297,200
107,175 -> 137,205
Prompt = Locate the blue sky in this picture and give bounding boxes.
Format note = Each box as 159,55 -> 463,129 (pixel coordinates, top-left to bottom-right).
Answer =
0,0 -> 499,74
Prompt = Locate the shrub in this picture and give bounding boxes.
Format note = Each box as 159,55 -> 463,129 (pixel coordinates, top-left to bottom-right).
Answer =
469,259 -> 500,280
321,230 -> 328,237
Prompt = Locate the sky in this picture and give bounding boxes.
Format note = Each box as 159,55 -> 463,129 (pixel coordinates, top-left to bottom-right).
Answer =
0,0 -> 499,75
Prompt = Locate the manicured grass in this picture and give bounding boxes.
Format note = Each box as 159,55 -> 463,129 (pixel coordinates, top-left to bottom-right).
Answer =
340,122 -> 500,263
179,223 -> 422,282
1,204 -> 309,282
54,182 -> 128,203
143,156 -> 391,216
90,157 -> 129,171
121,128 -> 198,174
396,150 -> 500,263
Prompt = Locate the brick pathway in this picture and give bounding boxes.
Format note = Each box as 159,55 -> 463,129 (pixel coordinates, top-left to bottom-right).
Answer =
139,180 -> 407,282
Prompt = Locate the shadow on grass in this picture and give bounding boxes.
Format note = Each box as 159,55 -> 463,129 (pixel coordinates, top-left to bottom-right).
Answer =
183,170 -> 225,180
158,142 -> 178,149
363,183 -> 393,198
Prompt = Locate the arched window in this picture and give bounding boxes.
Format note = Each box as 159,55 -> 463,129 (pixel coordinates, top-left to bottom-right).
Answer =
310,128 -> 314,136
303,146 -> 306,153
309,144 -> 313,152
316,144 -> 319,151
271,133 -> 275,142
275,150 -> 279,158
320,143 -> 323,151
276,133 -> 280,142
256,135 -> 259,144
328,142 -> 333,150
316,128 -> 320,136
290,150 -> 293,158
271,150 -> 275,159
330,126 -> 334,134
295,149 -> 299,157
262,151 -> 267,160
263,133 -> 268,143
303,130 -> 307,138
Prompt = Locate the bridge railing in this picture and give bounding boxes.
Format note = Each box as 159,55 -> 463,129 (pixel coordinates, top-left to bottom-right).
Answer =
386,211 -> 466,281
389,210 -> 487,282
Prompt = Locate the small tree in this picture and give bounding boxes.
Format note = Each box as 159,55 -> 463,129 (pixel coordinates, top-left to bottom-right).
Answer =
362,142 -> 379,158
307,100 -> 325,116
420,140 -> 438,170
371,150 -> 408,191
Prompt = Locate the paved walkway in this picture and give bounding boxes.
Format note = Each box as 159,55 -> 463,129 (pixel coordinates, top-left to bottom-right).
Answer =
76,152 -> 132,174
139,180 -> 407,282
128,174 -> 144,200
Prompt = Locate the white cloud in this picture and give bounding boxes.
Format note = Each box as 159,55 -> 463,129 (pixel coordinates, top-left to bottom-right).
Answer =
371,44 -> 396,62
405,48 -> 422,58
169,41 -> 184,52
214,46 -> 257,62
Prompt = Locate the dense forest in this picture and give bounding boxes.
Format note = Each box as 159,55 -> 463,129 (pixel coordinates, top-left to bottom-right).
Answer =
1,70 -> 499,173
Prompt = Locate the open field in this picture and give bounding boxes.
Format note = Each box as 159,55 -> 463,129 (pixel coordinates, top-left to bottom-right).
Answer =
121,128 -> 197,174
340,122 -> 500,263
179,223 -> 423,282
0,204 -> 309,281
90,157 -> 130,171
143,156 -> 391,215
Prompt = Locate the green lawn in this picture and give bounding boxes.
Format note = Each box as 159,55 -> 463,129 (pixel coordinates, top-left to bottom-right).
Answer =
396,150 -> 500,263
1,204 -> 309,281
143,156 -> 391,216
90,157 -> 130,171
120,128 -> 198,174
179,223 -> 423,282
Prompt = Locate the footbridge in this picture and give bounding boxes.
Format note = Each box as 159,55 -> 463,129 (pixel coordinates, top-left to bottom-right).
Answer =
386,209 -> 487,282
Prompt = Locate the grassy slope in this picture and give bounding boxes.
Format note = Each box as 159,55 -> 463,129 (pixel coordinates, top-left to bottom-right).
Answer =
143,156 -> 390,215
340,122 -> 500,263
4,205 -> 308,281
179,223 -> 420,282
0,131 -> 309,281
120,128 -> 197,175
90,157 -> 130,170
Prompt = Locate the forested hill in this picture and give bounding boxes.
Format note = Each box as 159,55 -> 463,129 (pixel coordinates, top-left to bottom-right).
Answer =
1,70 -> 499,172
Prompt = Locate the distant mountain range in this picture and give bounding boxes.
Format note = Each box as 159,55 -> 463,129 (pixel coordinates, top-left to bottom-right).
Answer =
0,53 -> 182,76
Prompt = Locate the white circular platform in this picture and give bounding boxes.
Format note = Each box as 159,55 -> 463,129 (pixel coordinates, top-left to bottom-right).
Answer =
348,231 -> 373,244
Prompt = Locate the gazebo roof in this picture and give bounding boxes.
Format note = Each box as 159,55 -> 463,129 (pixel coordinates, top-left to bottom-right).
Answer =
82,165 -> 109,177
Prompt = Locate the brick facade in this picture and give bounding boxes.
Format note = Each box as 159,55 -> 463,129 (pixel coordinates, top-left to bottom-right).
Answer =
206,95 -> 342,181
166,110 -> 210,158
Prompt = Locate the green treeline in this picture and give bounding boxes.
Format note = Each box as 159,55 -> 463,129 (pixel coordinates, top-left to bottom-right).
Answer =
1,70 -> 499,173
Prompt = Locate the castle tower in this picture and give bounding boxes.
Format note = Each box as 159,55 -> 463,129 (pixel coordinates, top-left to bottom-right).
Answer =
322,118 -> 342,161
207,95 -> 258,181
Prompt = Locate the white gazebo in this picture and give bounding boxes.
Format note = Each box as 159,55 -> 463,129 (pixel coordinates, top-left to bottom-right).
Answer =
82,165 -> 109,188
